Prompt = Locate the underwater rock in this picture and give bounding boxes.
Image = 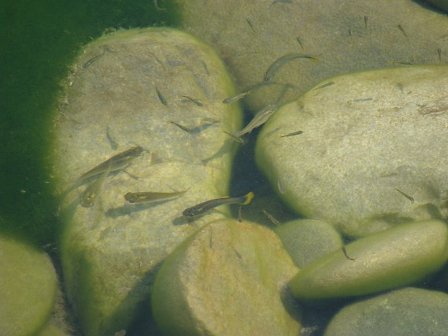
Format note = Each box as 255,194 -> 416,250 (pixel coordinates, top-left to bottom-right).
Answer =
324,287 -> 448,336
275,219 -> 343,268
256,65 -> 448,237
52,28 -> 242,335
289,220 -> 448,301
151,218 -> 301,336
175,0 -> 448,112
0,234 -> 57,336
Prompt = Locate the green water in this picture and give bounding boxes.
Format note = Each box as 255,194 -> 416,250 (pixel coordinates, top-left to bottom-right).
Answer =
0,0 -> 178,246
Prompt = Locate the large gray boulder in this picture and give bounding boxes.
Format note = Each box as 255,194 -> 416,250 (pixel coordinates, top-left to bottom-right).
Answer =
256,65 -> 448,237
51,28 -> 242,335
175,0 -> 448,112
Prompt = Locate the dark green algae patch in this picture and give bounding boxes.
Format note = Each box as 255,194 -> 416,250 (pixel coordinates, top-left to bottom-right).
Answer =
0,0 -> 179,246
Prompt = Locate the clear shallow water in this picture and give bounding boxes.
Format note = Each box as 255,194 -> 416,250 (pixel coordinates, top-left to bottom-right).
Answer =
0,0 -> 178,246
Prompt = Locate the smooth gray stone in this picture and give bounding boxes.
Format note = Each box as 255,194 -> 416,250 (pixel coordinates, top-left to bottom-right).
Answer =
256,65 -> 448,237
275,219 -> 343,268
52,28 -> 242,335
325,287 -> 448,336
175,0 -> 448,113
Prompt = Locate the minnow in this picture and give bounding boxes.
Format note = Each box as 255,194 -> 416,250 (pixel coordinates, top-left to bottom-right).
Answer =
124,189 -> 188,204
82,47 -> 107,69
262,209 -> 280,226
222,81 -> 283,104
395,188 -> 415,203
397,24 -> 408,38
182,191 -> 255,217
296,36 -> 304,49
80,163 -> 112,208
437,48 -> 442,63
106,126 -> 118,150
280,130 -> 303,137
264,53 -> 317,82
342,246 -> 356,261
181,95 -> 203,106
223,130 -> 246,144
233,104 -> 278,138
246,18 -> 255,32
313,81 -> 335,91
70,146 -> 144,192
364,15 -> 368,29
156,87 -> 168,106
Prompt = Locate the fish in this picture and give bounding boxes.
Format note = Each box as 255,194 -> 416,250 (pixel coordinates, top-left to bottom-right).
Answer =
264,53 -> 317,82
233,104 -> 279,138
222,81 -> 283,105
70,145 -> 144,192
156,87 -> 168,106
395,188 -> 415,203
182,191 -> 255,217
80,163 -> 112,208
124,189 -> 188,204
280,130 -> 303,137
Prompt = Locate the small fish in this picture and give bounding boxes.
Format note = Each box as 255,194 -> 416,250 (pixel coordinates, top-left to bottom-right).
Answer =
264,53 -> 317,82
363,15 -> 368,29
223,130 -> 246,144
262,209 -> 281,226
222,81 -> 282,105
156,87 -> 168,106
181,95 -> 203,106
342,246 -> 356,261
124,189 -> 188,204
183,192 -> 255,217
313,81 -> 335,91
72,146 -> 144,191
437,48 -> 442,63
233,104 -> 279,138
280,130 -> 303,137
395,188 -> 415,203
106,126 -> 119,150
246,18 -> 255,32
82,47 -> 107,69
296,36 -> 304,49
80,163 -> 112,208
397,24 -> 408,38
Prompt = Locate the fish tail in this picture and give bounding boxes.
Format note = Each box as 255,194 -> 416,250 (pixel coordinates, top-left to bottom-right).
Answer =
240,192 -> 255,205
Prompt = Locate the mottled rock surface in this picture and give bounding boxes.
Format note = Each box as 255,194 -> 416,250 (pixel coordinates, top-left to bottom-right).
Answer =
0,234 -> 57,336
52,28 -> 242,335
152,218 -> 301,336
275,219 -> 343,268
325,287 -> 448,336
256,65 -> 448,237
176,0 -> 448,112
289,220 -> 448,301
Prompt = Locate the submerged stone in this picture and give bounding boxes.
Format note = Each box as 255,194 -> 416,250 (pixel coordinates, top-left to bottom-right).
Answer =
0,234 -> 57,336
175,0 -> 448,112
151,219 -> 301,336
52,28 -> 242,335
324,287 -> 448,336
275,219 -> 343,268
256,65 -> 448,237
289,220 -> 448,301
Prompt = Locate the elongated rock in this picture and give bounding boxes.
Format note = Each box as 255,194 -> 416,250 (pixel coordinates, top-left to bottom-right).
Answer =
151,219 -> 301,336
324,287 -> 448,336
275,219 -> 343,268
0,234 -> 57,336
256,65 -> 448,237
289,220 -> 448,301
176,0 -> 448,112
52,28 -> 242,335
